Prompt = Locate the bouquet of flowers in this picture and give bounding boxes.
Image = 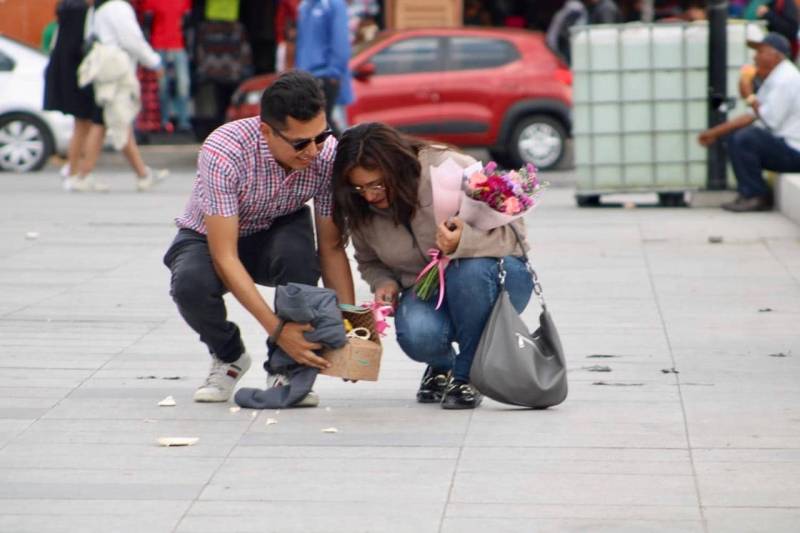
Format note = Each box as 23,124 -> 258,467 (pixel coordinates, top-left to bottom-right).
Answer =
414,159 -> 546,307
459,161 -> 545,230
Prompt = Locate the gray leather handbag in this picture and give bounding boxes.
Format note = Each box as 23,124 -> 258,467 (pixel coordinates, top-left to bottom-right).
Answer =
470,253 -> 568,408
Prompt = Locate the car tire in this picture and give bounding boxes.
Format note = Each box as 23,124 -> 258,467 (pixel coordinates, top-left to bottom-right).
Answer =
0,113 -> 54,172
508,114 -> 567,171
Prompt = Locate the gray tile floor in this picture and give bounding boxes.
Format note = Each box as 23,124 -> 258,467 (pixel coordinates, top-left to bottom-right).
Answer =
0,166 -> 799,532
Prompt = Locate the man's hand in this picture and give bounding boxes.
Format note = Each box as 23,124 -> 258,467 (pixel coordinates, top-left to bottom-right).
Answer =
698,130 -> 717,147
374,280 -> 400,307
436,217 -> 464,255
276,322 -> 330,369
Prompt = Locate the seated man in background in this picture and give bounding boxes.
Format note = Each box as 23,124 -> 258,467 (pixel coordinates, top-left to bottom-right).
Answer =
698,33 -> 800,212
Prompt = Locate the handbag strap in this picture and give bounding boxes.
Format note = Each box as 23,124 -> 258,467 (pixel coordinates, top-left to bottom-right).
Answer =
503,224 -> 546,308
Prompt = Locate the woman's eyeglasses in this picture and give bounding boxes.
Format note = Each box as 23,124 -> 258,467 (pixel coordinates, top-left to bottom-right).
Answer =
266,122 -> 334,152
351,183 -> 386,195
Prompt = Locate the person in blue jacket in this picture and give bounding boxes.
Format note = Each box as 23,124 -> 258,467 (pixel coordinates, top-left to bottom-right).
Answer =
295,0 -> 352,136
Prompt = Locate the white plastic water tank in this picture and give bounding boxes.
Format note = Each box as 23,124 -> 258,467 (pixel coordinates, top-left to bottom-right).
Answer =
572,21 -> 761,193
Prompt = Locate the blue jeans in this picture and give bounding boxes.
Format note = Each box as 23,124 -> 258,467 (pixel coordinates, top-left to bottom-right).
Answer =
727,125 -> 800,198
394,256 -> 534,382
157,49 -> 191,130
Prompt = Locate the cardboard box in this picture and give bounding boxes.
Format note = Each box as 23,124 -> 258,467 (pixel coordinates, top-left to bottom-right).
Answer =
321,338 -> 382,381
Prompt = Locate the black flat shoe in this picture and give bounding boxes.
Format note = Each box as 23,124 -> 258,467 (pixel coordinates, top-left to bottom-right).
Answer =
416,366 -> 449,403
441,379 -> 482,410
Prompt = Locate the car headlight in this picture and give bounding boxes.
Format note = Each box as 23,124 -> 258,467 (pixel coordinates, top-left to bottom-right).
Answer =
231,89 -> 263,107
244,90 -> 262,106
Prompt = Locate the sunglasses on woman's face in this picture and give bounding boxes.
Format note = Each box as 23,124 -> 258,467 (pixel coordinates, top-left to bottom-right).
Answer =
266,122 -> 334,152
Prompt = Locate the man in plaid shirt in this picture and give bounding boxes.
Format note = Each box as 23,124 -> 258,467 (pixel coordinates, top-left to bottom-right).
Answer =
164,71 -> 355,403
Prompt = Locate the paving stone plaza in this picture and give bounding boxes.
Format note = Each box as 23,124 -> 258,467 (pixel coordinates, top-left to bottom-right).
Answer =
0,158 -> 799,532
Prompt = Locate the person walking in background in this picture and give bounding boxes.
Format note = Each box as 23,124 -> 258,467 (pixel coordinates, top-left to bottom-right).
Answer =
66,0 -> 166,193
163,71 -> 355,404
698,33 -> 800,212
546,0 -> 588,66
755,0 -> 799,59
331,123 -> 534,409
295,0 -> 352,136
275,0 -> 299,72
586,0 -> 622,24
464,0 -> 492,26
44,0 -> 97,184
41,9 -> 59,55
683,1 -> 708,21
141,0 -> 193,134
743,0 -> 769,20
347,0 -> 380,44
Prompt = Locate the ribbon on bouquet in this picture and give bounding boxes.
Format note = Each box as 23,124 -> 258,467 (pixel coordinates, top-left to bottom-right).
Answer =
415,248 -> 451,310
363,301 -> 394,336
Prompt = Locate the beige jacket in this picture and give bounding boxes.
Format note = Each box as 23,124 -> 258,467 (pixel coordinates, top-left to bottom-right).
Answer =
77,42 -> 140,150
351,148 -> 530,291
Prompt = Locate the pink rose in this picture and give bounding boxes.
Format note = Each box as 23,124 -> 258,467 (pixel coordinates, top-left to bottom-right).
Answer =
468,172 -> 487,189
502,196 -> 521,214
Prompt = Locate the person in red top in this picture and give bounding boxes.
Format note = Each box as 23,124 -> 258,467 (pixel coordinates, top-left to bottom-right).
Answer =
141,0 -> 193,132
275,0 -> 300,72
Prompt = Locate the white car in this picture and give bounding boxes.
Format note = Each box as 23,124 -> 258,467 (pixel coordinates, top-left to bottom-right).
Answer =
0,35 -> 73,172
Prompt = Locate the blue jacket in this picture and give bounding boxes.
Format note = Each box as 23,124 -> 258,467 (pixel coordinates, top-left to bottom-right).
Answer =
234,283 -> 347,409
296,0 -> 351,80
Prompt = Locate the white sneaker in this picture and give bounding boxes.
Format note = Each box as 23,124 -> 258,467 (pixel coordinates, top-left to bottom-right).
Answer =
64,174 -> 110,193
193,352 -> 252,403
266,373 -> 320,407
136,167 -> 169,192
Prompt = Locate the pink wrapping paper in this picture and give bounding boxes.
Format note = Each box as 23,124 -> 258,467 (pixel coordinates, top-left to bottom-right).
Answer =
429,158 -> 466,225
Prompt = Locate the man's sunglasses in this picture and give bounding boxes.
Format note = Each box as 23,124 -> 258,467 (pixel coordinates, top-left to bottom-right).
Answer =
266,122 -> 334,152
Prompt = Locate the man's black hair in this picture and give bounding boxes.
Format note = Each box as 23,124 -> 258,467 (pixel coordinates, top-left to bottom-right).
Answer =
260,70 -> 326,129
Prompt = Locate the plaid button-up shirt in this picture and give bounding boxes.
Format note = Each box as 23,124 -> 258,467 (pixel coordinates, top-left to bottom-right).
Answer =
175,116 -> 336,236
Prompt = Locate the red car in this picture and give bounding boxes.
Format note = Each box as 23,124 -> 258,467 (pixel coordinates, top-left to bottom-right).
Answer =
227,27 -> 572,170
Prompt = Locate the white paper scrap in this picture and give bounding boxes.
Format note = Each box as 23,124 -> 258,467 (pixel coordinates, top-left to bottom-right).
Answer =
157,437 -> 198,447
265,418 -> 278,426
25,232 -> 40,240
229,406 -> 241,413
321,427 -> 338,434
157,395 -> 176,407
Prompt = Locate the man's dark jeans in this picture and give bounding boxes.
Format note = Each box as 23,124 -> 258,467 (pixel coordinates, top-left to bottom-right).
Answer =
163,206 -> 320,363
319,76 -> 340,136
727,126 -> 800,198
